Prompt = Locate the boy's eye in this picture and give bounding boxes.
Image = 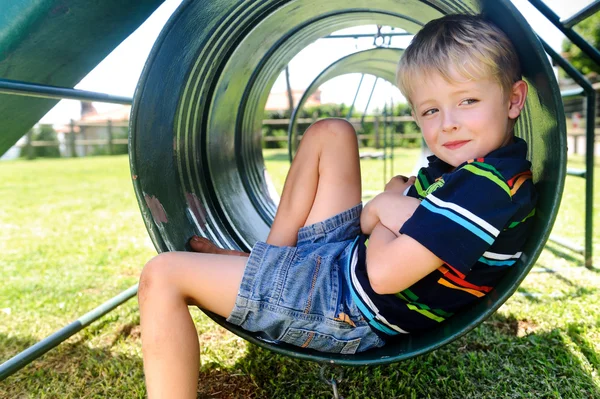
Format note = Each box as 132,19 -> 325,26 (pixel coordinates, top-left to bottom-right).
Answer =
460,98 -> 478,105
422,108 -> 438,116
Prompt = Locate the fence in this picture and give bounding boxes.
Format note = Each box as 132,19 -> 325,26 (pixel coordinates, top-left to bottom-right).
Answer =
9,115 -> 600,159
14,120 -> 129,159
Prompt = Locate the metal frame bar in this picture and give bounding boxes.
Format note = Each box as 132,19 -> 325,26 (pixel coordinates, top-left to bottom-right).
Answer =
0,78 -> 133,104
360,78 -> 379,127
0,285 -> 138,381
528,0 -> 600,66
0,75 -> 136,381
543,40 -> 595,268
389,96 -> 394,178
529,0 -> 600,267
323,32 -> 411,39
561,0 -> 600,28
383,104 -> 388,186
346,74 -> 364,120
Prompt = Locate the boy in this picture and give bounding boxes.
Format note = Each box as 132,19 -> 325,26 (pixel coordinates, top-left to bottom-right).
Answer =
138,14 -> 536,398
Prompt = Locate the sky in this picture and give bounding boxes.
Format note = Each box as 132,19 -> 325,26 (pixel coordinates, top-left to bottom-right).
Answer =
38,0 -> 595,125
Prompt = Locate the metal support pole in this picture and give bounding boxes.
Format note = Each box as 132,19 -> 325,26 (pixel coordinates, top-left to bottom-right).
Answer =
69,120 -> 77,158
374,115 -> 380,149
323,32 -> 411,39
390,96 -> 394,178
383,106 -> 388,187
346,74 -> 364,120
543,41 -> 595,268
360,78 -> 379,128
583,91 -> 596,268
561,0 -> 600,28
320,365 -> 345,399
107,119 -> 114,156
528,0 -> 600,66
0,284 -> 138,381
0,78 -> 132,104
25,129 -> 34,160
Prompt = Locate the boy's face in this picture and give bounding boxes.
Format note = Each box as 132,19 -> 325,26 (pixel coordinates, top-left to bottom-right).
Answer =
410,69 -> 527,168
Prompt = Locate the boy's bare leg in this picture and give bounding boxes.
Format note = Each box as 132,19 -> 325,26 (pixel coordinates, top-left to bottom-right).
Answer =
139,251 -> 247,399
188,118 -> 361,250
140,118 -> 361,398
266,118 -> 362,246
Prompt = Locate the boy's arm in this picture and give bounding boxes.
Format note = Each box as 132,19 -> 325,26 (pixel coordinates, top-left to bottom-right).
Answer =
361,192 -> 421,236
366,223 -> 443,295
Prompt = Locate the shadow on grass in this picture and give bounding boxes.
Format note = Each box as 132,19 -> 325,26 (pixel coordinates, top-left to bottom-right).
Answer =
544,242 -> 584,265
1,329 -> 263,399
515,287 -> 543,303
567,323 -> 600,372
0,332 -> 146,399
3,312 -> 600,398
516,285 -> 597,303
222,313 -> 600,398
535,263 -> 579,288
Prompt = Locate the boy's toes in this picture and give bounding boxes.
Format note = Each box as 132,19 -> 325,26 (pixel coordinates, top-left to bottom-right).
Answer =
188,236 -> 221,254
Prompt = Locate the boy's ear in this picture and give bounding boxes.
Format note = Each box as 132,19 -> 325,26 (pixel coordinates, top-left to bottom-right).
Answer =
411,110 -> 420,127
507,80 -> 528,119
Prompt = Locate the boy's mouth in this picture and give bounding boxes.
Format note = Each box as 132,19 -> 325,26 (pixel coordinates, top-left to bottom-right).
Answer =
443,140 -> 470,150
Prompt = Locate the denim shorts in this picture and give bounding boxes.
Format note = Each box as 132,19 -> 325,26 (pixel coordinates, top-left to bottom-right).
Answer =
226,204 -> 386,354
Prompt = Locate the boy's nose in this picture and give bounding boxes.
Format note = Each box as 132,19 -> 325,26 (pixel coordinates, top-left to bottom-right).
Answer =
441,114 -> 459,133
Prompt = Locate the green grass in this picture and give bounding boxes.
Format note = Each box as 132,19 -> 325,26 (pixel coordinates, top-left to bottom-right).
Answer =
1,149 -> 599,398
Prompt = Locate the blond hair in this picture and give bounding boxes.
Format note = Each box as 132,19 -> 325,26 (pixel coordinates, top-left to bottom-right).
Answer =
396,14 -> 522,107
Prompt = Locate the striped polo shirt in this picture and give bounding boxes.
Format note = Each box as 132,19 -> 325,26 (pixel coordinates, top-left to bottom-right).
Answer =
348,137 -> 538,337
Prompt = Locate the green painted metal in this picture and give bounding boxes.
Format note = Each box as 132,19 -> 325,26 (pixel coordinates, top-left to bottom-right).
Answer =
561,0 -> 600,28
560,0 -> 600,28
528,0 -> 600,66
288,47 -> 404,160
542,42 -> 595,268
324,32 -> 412,39
0,78 -> 132,104
0,0 -> 164,156
566,168 -> 586,178
130,0 -> 566,365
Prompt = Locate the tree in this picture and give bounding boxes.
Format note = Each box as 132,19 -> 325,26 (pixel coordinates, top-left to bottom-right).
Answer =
20,125 -> 61,159
562,12 -> 600,77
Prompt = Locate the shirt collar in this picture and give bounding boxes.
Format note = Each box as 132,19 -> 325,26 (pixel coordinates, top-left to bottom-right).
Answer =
426,136 -> 528,172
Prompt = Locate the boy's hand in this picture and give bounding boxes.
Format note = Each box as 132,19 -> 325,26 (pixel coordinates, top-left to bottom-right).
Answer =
385,175 -> 416,193
361,192 -> 420,236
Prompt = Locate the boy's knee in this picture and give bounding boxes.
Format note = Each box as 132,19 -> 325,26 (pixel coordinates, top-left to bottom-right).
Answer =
138,253 -> 173,303
305,118 -> 357,145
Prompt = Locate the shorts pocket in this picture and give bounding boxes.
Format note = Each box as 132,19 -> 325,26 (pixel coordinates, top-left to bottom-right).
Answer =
279,327 -> 361,354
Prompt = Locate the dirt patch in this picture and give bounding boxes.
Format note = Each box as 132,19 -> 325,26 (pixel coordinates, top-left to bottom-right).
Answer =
517,319 -> 538,337
196,368 -> 259,399
486,317 -> 519,336
198,327 -> 234,346
113,323 -> 142,343
485,317 -> 538,337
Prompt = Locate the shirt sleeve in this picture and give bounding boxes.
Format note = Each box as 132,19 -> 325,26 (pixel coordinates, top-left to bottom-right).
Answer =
399,162 -> 517,274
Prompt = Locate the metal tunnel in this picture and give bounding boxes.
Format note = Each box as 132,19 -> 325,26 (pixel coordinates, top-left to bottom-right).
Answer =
288,47 -> 404,158
129,0 -> 566,365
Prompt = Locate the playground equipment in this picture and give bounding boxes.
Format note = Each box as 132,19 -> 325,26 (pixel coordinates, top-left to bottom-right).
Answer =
287,48 -> 404,160
129,0 -> 565,366
1,0 -> 598,383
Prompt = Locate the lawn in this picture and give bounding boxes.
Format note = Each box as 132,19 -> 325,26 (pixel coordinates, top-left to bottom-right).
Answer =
1,148 -> 599,398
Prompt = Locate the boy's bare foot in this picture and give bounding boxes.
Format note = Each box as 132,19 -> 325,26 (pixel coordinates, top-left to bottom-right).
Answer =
189,236 -> 220,253
188,236 -> 249,257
